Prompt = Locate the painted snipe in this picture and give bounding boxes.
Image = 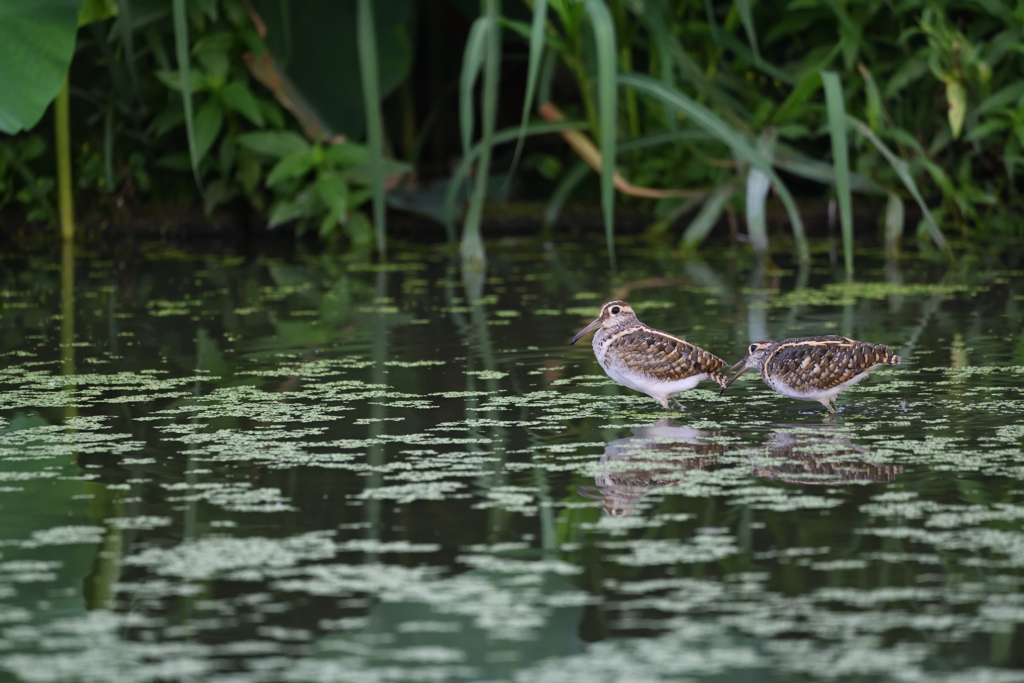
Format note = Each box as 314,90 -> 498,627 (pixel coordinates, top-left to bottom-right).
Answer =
722,335 -> 900,412
570,300 -> 728,409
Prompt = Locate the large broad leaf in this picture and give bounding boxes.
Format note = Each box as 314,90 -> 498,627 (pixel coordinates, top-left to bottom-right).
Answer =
0,0 -> 83,134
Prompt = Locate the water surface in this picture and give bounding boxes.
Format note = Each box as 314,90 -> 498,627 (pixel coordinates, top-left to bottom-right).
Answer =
1,238 -> 1023,681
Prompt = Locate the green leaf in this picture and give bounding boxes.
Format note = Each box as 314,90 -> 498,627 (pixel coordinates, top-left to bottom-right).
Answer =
946,81 -> 966,139
154,69 -> 208,93
681,188 -> 732,249
859,64 -> 883,131
268,198 -> 305,228
822,70 -> 854,274
773,143 -> 885,195
773,71 -> 821,124
622,73 -> 809,262
193,32 -> 233,85
236,147 -> 261,196
0,0 -> 81,134
583,0 -> 618,268
267,153 -> 315,186
236,131 -> 311,158
323,142 -> 370,167
203,178 -> 237,214
217,81 -> 264,126
151,106 -> 185,136
193,98 -> 224,163
964,118 -> 1009,143
884,52 -> 929,98
316,171 -> 350,223
975,81 -> 1024,117
319,212 -> 339,237
344,210 -> 374,246
79,0 -> 117,26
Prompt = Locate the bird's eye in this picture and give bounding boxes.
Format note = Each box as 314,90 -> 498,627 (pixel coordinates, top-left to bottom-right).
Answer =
610,306 -> 620,314
749,344 -> 757,353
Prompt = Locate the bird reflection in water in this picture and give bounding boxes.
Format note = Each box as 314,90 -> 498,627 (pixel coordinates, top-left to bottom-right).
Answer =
581,419 -> 901,516
750,424 -> 902,485
578,419 -> 724,516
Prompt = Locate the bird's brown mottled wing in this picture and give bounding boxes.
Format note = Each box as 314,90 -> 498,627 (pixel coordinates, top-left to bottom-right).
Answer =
764,338 -> 900,392
606,328 -> 729,387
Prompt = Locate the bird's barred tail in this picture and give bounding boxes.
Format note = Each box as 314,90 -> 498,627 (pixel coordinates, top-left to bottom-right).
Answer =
710,371 -> 729,390
878,345 -> 901,365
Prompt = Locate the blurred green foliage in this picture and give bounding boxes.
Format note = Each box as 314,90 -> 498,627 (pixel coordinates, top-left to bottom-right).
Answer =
0,0 -> 1021,256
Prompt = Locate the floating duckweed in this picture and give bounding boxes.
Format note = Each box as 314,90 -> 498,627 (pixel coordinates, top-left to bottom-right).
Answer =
2,246 -> 1024,681
465,370 -> 509,380
384,360 -> 446,367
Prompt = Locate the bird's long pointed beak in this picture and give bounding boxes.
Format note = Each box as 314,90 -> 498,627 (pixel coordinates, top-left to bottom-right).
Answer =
570,317 -> 603,345
720,357 -> 750,394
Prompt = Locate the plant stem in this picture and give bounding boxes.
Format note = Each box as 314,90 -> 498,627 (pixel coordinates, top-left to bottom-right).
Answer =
55,75 -> 74,242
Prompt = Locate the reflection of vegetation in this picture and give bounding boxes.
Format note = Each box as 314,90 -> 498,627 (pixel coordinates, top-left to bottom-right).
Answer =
1,243 -> 1024,678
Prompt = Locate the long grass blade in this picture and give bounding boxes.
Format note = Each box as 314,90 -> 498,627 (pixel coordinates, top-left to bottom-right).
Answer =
114,0 -> 140,97
460,0 -> 501,269
582,0 -> 617,269
681,187 -> 732,249
538,43 -> 558,105
357,0 -> 386,255
884,191 -> 904,257
505,0 -> 547,184
847,114 -> 951,256
445,119 -> 586,235
745,132 -> 775,255
822,70 -> 854,274
773,142 -> 885,195
544,160 -> 591,230
622,73 -> 808,261
620,130 -> 712,151
171,0 -> 201,191
459,18 -> 489,160
735,0 -> 762,65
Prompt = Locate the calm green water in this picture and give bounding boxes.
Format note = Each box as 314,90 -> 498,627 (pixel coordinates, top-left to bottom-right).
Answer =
1,238 -> 1024,682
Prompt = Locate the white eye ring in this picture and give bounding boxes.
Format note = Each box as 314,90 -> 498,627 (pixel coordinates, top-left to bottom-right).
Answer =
749,344 -> 757,352
610,306 -> 620,314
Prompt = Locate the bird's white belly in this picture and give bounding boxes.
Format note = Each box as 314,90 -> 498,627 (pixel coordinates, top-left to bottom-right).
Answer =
765,366 -> 878,402
602,361 -> 703,401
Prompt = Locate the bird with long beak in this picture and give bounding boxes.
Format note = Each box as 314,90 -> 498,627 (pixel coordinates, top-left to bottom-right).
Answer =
721,336 -> 901,413
569,300 -> 728,410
